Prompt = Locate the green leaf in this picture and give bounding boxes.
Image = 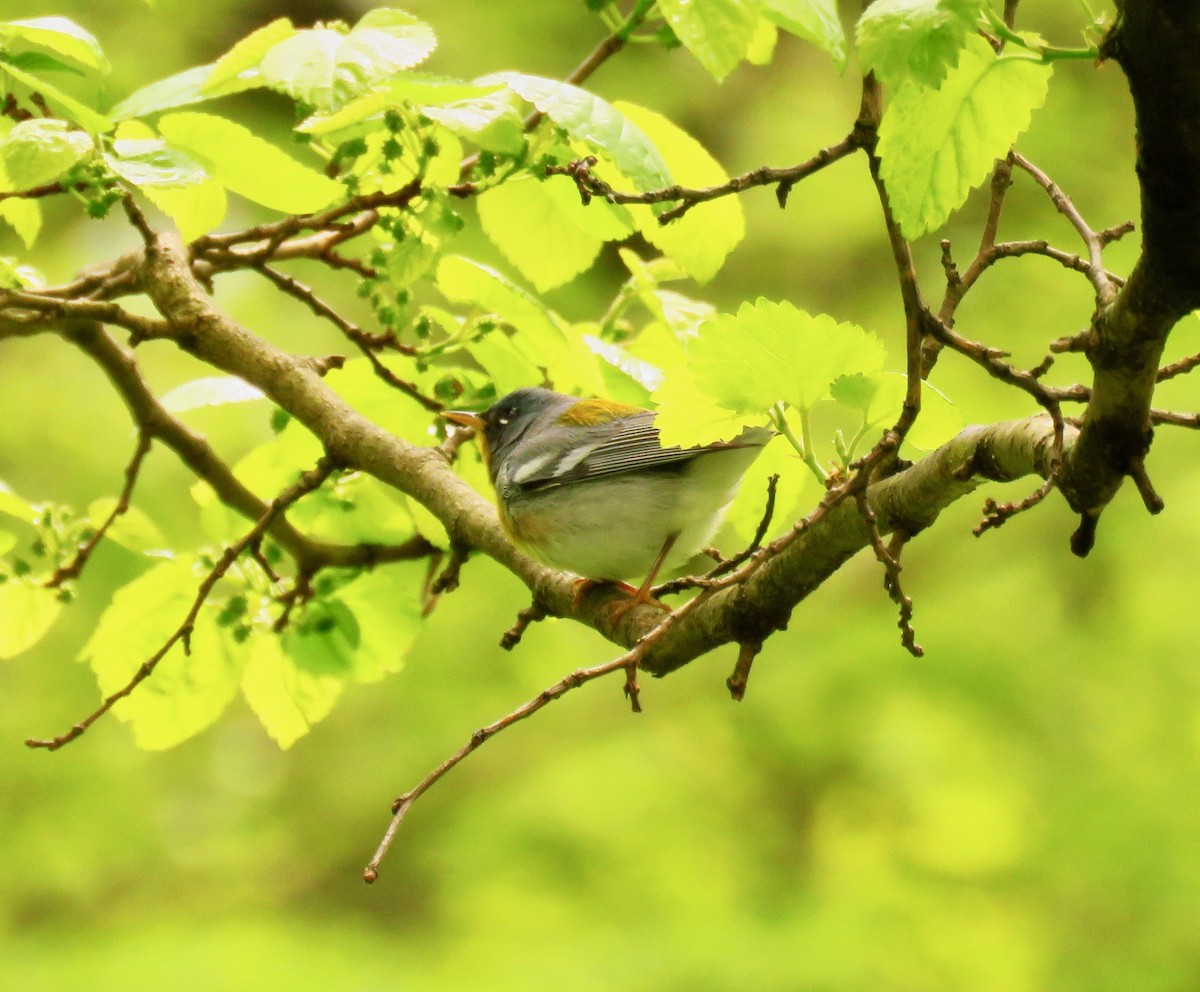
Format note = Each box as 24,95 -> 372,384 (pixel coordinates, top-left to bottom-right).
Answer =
158,111 -> 342,213
86,498 -> 169,554
160,376 -> 265,412
0,529 -> 14,556
260,9 -> 437,111
477,174 -> 633,291
466,329 -> 544,395
690,298 -> 886,413
81,557 -> 243,749
0,17 -> 110,78
282,598 -> 360,677
877,36 -> 1052,238
581,334 -> 655,407
0,191 -> 40,247
1,118 -> 93,190
435,255 -> 604,393
111,64 -> 263,121
389,74 -> 503,106
204,17 -> 295,91
0,57 -> 112,133
831,371 -> 962,450
656,0 -> 759,81
0,478 -> 34,522
745,17 -> 778,66
0,255 -> 43,288
856,0 -> 983,89
721,434 -> 809,542
651,367 -> 764,448
757,0 -> 847,68
142,179 -> 226,240
334,563 -> 426,682
104,136 -> 208,188
0,120 -> 39,241
487,73 -> 672,195
614,101 -> 745,284
296,76 -> 502,140
241,634 -> 342,749
0,580 -> 63,659
423,89 -> 525,154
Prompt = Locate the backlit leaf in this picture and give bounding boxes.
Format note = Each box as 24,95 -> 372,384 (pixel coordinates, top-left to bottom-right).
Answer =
241,634 -> 342,749
477,173 -> 633,291
488,73 -> 672,196
690,298 -> 885,413
158,111 -> 342,213
0,57 -> 112,132
657,0 -> 758,81
204,17 -> 295,91
758,0 -> 846,67
857,0 -> 983,89
160,376 -> 266,412
0,580 -> 62,659
614,101 -> 744,284
0,17 -> 110,78
260,9 -> 436,111
1,118 -> 93,189
111,63 -> 262,120
81,557 -> 242,749
877,36 -> 1051,238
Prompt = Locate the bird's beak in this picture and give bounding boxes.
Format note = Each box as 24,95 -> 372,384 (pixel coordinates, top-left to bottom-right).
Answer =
440,410 -> 486,431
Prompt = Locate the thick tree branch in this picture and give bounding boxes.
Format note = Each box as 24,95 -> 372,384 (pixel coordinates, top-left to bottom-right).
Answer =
1059,7 -> 1200,539
58,321 -> 433,574
131,233 -> 1067,677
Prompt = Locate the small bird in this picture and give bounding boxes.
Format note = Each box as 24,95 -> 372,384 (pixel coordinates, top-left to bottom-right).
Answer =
442,387 -> 771,611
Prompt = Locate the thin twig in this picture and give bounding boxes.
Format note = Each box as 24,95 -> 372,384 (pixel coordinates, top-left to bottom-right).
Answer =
726,640 -> 762,701
547,133 -> 862,223
654,473 -> 779,597
26,457 -> 341,752
1011,151 -> 1119,305
0,288 -> 171,340
500,601 -> 548,650
45,433 -> 153,588
973,474 -> 1057,535
1157,352 -> 1200,382
856,492 -> 922,657
254,263 -> 440,412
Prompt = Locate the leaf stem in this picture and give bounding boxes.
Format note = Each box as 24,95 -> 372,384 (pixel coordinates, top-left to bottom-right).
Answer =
772,403 -> 824,483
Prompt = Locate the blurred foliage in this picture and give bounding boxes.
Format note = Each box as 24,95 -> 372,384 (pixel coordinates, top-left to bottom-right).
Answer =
5,1 -> 1200,991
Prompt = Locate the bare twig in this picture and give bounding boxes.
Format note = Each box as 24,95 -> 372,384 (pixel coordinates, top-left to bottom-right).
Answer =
1128,456 -> 1165,514
121,194 -> 158,248
1150,408 -> 1200,429
1157,352 -> 1200,383
547,132 -> 863,223
726,640 -> 762,701
0,288 -> 171,340
45,432 -> 153,588
500,601 -> 548,650
0,181 -> 69,202
973,474 -> 1056,535
856,492 -> 923,657
654,473 -> 779,597
431,541 -> 469,595
254,263 -> 441,412
1011,151 -> 1120,305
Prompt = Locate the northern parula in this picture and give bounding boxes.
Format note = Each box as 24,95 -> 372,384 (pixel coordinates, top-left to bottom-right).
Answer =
443,387 -> 771,609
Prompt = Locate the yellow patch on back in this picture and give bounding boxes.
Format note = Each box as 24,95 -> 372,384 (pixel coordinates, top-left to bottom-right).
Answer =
556,397 -> 646,427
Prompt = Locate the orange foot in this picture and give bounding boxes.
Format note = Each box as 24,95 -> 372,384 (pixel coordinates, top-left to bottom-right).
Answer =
570,578 -> 668,621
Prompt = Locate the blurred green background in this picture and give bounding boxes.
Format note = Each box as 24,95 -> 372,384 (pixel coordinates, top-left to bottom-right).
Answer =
5,2 -> 1200,989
